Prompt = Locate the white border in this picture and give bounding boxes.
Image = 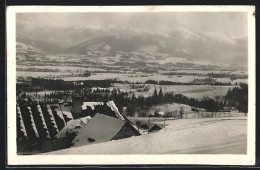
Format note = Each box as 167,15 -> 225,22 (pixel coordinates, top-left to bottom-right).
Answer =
7,5 -> 256,165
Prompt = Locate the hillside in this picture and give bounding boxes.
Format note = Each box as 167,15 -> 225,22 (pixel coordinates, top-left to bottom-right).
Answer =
16,36 -> 65,54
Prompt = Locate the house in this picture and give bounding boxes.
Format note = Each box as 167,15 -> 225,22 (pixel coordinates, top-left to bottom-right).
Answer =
221,107 -> 232,112
72,113 -> 141,147
17,100 -> 141,153
148,124 -> 162,133
129,119 -> 163,134
17,101 -> 134,141
158,111 -> 165,116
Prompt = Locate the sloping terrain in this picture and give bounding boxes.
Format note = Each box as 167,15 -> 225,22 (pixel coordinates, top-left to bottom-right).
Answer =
43,113 -> 247,155
16,36 -> 65,54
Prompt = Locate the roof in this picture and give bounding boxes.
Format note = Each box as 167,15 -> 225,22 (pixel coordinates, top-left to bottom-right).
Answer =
148,124 -> 162,133
50,104 -> 66,124
72,113 -> 127,146
17,101 -> 140,142
59,103 -> 74,120
81,102 -> 104,111
80,101 -> 125,121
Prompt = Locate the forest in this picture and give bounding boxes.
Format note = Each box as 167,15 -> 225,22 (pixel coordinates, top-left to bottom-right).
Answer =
17,77 -> 248,117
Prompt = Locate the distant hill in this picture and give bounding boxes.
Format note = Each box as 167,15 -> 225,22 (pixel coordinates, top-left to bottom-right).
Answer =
16,36 -> 65,54
65,33 -> 247,68
65,35 -> 163,54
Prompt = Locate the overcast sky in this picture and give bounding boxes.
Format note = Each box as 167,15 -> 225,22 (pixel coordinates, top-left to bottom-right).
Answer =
17,12 -> 248,38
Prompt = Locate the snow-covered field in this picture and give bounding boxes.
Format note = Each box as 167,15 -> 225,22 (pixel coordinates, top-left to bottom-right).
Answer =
60,73 -> 203,83
111,84 -> 233,98
43,113 -> 247,155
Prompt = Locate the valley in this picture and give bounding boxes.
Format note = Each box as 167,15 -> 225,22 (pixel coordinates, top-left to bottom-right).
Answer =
16,35 -> 248,103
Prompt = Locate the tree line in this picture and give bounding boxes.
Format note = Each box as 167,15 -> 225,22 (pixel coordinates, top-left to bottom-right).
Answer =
17,79 -> 248,117
121,83 -> 248,117
225,83 -> 248,115
144,79 -> 232,86
17,78 -> 123,92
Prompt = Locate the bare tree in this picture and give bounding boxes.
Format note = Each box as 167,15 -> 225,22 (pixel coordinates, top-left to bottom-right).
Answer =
164,104 -> 172,117
185,110 -> 188,119
215,95 -> 221,117
163,104 -> 170,125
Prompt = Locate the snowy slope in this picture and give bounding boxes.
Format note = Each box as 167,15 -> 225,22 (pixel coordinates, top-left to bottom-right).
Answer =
43,113 -> 247,155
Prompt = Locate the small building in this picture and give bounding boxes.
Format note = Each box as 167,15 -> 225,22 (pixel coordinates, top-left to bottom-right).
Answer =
222,107 -> 232,112
148,124 -> 162,133
72,113 -> 141,147
158,111 -> 165,116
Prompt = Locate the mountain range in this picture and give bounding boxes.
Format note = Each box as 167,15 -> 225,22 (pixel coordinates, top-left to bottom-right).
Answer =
16,26 -> 248,68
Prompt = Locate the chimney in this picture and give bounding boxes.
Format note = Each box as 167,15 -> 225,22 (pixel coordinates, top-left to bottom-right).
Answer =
73,97 -> 82,115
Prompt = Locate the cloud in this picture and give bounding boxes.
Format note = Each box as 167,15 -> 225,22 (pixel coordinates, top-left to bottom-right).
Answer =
198,32 -> 236,45
86,25 -> 102,30
170,28 -> 200,40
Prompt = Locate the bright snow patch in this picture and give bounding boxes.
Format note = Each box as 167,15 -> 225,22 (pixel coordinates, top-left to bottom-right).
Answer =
106,101 -> 125,120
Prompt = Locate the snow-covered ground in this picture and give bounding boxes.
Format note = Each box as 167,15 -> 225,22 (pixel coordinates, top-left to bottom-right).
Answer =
42,113 -> 247,155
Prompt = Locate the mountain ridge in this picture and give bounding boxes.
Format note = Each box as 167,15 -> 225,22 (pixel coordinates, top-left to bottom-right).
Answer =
16,33 -> 248,68
16,36 -> 65,54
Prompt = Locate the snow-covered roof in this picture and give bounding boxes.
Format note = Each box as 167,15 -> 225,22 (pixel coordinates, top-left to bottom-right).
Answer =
158,111 -> 165,116
81,102 -> 104,111
72,113 -> 129,146
81,101 -> 125,121
17,101 -> 138,143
